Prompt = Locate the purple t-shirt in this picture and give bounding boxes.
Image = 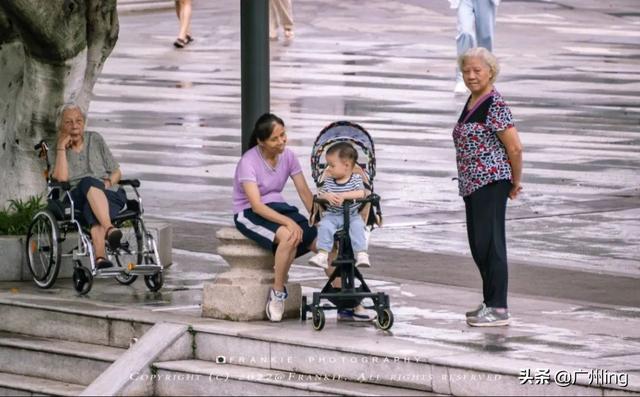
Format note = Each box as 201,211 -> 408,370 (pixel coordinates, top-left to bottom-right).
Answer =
233,146 -> 303,213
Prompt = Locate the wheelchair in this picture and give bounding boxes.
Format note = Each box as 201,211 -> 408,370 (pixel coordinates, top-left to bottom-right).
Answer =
25,141 -> 164,295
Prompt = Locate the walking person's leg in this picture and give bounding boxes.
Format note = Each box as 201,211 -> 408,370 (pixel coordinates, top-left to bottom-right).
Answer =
474,0 -> 497,51
269,0 -> 280,39
273,0 -> 294,38
174,0 -> 193,47
455,0 -> 476,92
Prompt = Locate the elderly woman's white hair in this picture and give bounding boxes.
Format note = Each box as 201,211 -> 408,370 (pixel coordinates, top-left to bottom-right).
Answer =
457,47 -> 500,84
55,102 -> 86,131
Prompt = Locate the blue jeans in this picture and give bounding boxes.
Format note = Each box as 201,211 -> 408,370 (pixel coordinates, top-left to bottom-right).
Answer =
316,212 -> 367,253
456,0 -> 497,81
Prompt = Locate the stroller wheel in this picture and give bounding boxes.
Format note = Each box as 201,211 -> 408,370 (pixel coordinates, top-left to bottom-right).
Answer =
73,265 -> 93,295
312,307 -> 325,331
376,308 -> 394,330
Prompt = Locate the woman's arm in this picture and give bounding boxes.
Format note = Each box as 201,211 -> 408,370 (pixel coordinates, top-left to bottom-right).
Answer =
498,126 -> 523,199
103,168 -> 121,188
291,172 -> 314,213
51,134 -> 72,182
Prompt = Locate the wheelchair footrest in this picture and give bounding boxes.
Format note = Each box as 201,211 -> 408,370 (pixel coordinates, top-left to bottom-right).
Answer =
96,268 -> 126,277
128,265 -> 162,275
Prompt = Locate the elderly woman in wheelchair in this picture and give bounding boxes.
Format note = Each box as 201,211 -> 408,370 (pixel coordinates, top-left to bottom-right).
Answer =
26,103 -> 163,295
50,103 -> 125,269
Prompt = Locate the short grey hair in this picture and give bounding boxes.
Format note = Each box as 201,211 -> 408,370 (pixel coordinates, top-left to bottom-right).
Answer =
457,47 -> 500,84
55,102 -> 85,131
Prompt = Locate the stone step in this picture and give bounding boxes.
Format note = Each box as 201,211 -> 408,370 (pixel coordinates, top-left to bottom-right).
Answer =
1,297 -> 636,396
0,332 -> 125,386
0,299 -> 153,348
0,371 -> 85,397
153,360 -> 436,396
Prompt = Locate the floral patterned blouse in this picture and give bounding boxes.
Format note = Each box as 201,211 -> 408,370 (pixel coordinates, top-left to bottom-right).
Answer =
452,88 -> 515,197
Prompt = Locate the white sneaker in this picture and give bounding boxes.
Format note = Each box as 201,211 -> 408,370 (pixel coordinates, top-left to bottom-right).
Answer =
355,252 -> 370,268
454,80 -> 469,94
309,252 -> 329,269
266,287 -> 287,322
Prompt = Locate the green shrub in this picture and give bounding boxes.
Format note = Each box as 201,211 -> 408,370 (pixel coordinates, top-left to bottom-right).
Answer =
0,196 -> 45,235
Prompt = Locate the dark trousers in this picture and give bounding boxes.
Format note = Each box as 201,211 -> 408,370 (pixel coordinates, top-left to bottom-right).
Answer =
463,180 -> 511,308
67,177 -> 126,227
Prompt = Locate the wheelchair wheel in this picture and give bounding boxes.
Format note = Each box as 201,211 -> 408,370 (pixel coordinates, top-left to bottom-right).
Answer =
73,265 -> 93,295
376,308 -> 394,331
112,219 -> 142,285
300,296 -> 308,321
25,210 -> 61,289
144,272 -> 163,292
312,307 -> 325,331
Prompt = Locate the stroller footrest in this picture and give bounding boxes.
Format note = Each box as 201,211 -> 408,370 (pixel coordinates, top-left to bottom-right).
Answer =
317,291 -> 384,299
331,259 -> 355,267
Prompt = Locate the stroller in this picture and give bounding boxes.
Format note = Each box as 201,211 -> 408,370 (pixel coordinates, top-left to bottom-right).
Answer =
300,121 -> 393,331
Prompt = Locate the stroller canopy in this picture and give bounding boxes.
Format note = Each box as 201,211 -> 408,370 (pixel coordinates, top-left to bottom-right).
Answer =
311,121 -> 376,186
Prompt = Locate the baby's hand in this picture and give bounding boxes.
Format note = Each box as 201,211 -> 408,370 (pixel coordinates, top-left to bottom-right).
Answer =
321,192 -> 342,206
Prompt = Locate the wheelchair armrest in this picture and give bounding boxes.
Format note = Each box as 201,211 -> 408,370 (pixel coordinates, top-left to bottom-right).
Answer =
119,179 -> 141,188
50,180 -> 71,191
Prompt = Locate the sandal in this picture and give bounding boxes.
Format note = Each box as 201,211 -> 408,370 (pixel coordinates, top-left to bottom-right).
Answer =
96,256 -> 114,270
173,38 -> 187,48
186,34 -> 194,44
105,226 -> 122,250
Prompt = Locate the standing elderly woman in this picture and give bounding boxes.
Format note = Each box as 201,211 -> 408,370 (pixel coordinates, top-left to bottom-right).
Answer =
233,113 -> 317,322
452,47 -> 523,327
50,103 -> 126,269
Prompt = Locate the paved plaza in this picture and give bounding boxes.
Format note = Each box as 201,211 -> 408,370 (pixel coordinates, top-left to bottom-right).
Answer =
2,0 -> 639,394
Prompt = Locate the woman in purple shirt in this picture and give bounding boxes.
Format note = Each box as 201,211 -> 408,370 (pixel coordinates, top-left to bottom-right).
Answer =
452,47 -> 523,327
233,113 -> 317,322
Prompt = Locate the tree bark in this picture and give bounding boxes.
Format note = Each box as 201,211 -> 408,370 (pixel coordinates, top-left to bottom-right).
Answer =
0,0 -> 118,206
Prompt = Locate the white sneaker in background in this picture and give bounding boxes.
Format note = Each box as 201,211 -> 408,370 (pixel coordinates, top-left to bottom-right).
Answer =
454,80 -> 469,94
355,252 -> 370,268
309,252 -> 329,269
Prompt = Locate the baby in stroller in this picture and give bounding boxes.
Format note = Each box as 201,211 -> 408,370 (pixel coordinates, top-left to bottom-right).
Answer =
308,142 -> 371,269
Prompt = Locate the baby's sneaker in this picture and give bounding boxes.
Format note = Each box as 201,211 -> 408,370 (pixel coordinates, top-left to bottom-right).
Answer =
355,252 -> 370,268
309,252 -> 328,269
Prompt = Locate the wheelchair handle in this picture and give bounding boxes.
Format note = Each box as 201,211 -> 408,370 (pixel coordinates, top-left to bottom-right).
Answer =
34,140 -> 48,151
119,179 -> 141,188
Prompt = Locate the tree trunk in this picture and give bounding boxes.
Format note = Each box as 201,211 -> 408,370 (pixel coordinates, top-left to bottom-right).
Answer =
0,0 -> 118,206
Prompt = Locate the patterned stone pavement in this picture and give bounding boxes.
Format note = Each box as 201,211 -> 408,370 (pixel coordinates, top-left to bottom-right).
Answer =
90,0 -> 639,279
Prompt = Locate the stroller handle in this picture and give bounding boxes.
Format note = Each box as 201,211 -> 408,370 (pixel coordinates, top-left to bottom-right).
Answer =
314,193 -> 380,207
